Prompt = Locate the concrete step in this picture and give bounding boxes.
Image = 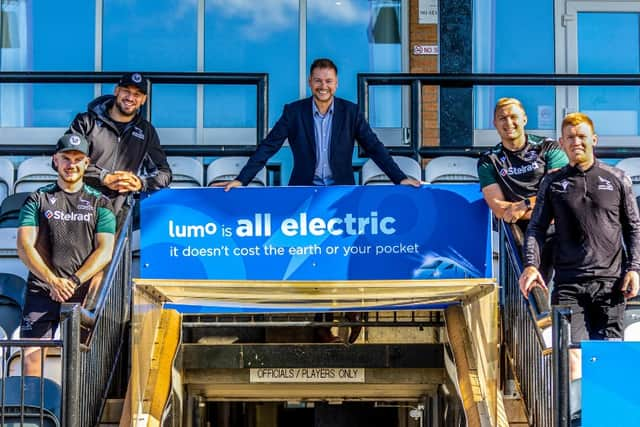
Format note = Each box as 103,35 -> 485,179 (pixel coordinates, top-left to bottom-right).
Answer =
100,398 -> 124,424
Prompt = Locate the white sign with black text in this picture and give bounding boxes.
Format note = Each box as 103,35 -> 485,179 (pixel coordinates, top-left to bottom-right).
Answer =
250,368 -> 365,383
418,0 -> 438,24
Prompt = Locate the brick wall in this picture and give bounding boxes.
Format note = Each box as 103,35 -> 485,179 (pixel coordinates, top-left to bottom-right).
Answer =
409,0 -> 439,148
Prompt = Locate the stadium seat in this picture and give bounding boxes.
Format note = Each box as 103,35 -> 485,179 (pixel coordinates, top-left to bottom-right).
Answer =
616,158 -> 640,196
0,304 -> 22,342
0,272 -> 26,308
14,157 -> 57,194
206,157 -> 267,187
0,273 -> 24,338
168,156 -> 204,188
0,192 -> 30,228
0,157 -> 15,204
423,156 -> 478,183
361,156 -> 422,185
624,306 -> 640,341
0,376 -> 62,427
0,227 -> 27,280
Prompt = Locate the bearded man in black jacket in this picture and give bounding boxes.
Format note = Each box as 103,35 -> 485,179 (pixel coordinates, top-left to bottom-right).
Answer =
67,72 -> 172,212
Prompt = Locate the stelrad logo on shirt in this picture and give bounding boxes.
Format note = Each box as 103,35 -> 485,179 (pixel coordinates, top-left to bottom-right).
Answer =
499,161 -> 540,177
44,210 -> 93,222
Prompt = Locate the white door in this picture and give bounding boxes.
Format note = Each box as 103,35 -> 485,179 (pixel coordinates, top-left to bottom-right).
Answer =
556,0 -> 640,146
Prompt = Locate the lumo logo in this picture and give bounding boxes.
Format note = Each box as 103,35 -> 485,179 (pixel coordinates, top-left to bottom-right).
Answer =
168,220 -> 217,238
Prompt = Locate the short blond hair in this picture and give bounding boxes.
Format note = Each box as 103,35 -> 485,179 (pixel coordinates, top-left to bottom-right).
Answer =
561,112 -> 595,134
494,97 -> 525,117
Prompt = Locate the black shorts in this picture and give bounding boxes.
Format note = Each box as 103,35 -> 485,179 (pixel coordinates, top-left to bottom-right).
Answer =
21,284 -> 89,339
551,279 -> 625,342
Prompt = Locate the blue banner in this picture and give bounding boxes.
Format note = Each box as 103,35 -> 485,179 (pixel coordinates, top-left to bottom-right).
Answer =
582,341 -> 640,426
140,185 -> 491,281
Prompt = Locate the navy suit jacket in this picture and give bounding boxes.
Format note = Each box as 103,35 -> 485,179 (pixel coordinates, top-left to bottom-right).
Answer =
236,97 -> 407,186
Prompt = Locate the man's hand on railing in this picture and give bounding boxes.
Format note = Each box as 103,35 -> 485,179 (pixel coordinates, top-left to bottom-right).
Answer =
519,266 -> 547,299
211,179 -> 242,192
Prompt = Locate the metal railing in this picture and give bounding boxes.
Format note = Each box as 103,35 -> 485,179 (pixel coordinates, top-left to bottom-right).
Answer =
61,204 -> 134,426
357,73 -> 640,160
0,340 -> 63,426
0,71 -> 269,157
499,221 -> 553,427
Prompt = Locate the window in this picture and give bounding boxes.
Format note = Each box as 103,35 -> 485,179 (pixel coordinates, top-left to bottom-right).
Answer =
0,0 -> 94,127
307,0 -> 404,131
473,0 -> 555,137
204,0 -> 299,133
103,0 -> 198,128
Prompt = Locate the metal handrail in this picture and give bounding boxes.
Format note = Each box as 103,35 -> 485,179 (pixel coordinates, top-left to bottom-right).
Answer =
80,203 -> 134,333
0,70 -> 269,144
357,72 -> 640,159
60,205 -> 135,426
500,220 -> 553,426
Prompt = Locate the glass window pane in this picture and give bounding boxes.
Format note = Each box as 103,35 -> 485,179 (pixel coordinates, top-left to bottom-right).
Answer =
578,12 -> 640,136
1,1 -> 94,126
103,0 -> 197,129
307,0 -> 403,130
473,0 -> 555,130
204,1 -> 299,129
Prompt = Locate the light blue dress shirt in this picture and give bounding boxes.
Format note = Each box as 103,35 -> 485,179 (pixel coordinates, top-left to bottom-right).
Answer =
312,100 -> 335,186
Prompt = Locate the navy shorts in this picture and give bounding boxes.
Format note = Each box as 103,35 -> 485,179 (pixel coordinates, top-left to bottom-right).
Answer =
21,284 -> 89,339
551,279 -> 625,342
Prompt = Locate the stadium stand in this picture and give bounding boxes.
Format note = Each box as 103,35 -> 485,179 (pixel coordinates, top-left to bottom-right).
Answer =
423,156 -> 478,183
361,155 -> 422,185
206,156 -> 267,187
0,157 -> 14,204
168,156 -> 204,188
14,156 -> 57,194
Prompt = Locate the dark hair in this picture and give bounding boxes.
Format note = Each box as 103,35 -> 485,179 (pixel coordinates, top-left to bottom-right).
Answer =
310,58 -> 338,75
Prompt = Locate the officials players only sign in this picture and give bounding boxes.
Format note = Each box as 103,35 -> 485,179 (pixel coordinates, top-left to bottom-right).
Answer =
140,185 -> 491,281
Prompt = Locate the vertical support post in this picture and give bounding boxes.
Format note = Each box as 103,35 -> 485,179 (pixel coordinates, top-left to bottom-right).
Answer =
257,74 -> 269,144
61,304 -> 82,427
357,74 -> 369,121
411,79 -> 422,161
553,306 -> 572,427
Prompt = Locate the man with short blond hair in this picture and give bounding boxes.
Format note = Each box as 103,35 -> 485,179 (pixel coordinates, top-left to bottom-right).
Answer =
478,97 -> 568,226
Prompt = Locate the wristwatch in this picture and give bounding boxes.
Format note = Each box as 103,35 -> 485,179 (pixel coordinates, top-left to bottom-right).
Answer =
70,274 -> 82,287
523,198 -> 532,211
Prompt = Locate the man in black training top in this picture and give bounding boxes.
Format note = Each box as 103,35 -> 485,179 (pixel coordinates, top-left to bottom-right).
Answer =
17,134 -> 116,376
520,112 -> 640,389
67,72 -> 172,212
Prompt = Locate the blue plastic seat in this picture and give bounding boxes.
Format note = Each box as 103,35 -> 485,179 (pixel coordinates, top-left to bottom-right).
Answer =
0,376 -> 62,427
0,192 -> 30,228
0,305 -> 22,340
0,273 -> 26,309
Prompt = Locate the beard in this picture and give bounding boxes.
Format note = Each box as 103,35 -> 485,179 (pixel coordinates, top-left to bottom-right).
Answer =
115,99 -> 137,119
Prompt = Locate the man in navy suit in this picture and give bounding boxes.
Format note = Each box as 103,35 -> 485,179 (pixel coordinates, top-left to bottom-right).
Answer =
218,58 -> 420,343
219,58 -> 421,189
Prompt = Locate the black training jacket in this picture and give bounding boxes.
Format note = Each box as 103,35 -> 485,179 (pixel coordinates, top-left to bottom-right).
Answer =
524,160 -> 640,284
67,95 -> 172,198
